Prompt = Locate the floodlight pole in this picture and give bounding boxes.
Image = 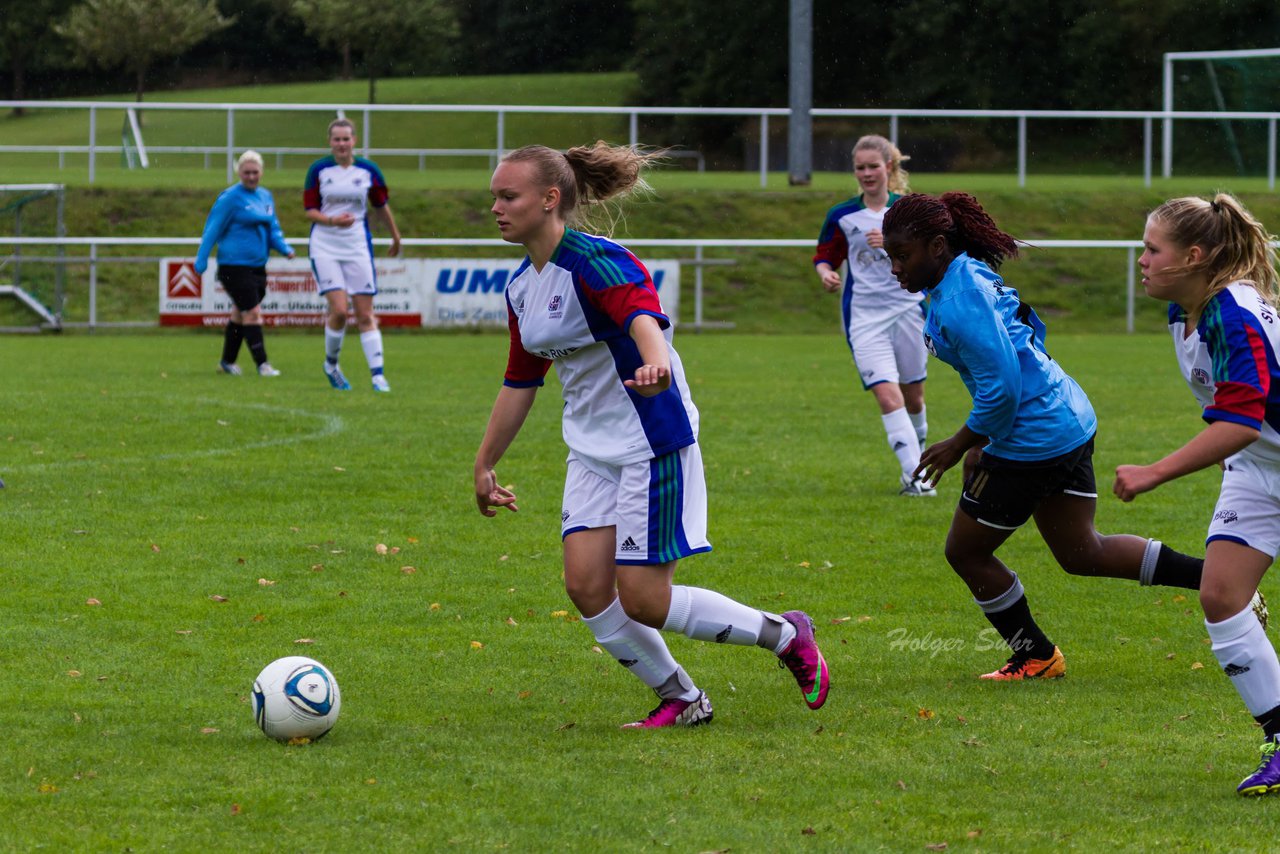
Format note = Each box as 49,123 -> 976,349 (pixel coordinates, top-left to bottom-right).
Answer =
788,0 -> 812,186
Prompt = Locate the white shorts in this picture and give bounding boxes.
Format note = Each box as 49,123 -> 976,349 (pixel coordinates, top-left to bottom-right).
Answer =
561,444 -> 712,565
312,256 -> 377,296
848,309 -> 928,390
1207,454 -> 1280,557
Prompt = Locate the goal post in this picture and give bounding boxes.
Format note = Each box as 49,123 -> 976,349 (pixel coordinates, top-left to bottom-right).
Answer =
1163,47 -> 1280,178
121,107 -> 150,170
0,184 -> 66,331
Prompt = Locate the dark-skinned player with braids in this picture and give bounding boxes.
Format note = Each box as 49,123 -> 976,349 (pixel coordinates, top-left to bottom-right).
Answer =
881,192 -> 1264,680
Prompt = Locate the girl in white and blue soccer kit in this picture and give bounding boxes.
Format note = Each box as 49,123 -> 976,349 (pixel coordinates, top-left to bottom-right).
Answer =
882,191 -> 1218,684
814,135 -> 932,496
1116,194 -> 1280,796
304,118 -> 401,392
474,143 -> 829,728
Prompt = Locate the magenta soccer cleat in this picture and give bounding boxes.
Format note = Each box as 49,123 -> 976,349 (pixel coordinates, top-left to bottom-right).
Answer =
621,691 -> 713,729
779,610 -> 830,710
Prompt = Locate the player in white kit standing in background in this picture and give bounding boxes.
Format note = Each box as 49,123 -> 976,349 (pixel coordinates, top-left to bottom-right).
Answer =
304,118 -> 402,392
813,135 -> 933,496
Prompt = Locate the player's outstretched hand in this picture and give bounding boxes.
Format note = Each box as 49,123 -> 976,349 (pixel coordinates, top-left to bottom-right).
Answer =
624,364 -> 670,397
915,437 -> 965,486
1113,464 -> 1160,503
475,467 -> 518,516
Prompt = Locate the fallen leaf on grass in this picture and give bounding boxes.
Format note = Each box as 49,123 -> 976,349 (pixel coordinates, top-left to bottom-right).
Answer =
201,728 -> 219,735
895,780 -> 907,791
401,566 -> 417,574
1191,662 -> 1205,670
925,844 -> 948,852
407,537 -> 419,544
967,830 -> 982,840
85,598 -> 101,606
801,827 -> 816,836
518,690 -> 531,700
470,641 -> 484,649
390,546 -> 400,555
830,616 -> 852,624
150,544 -> 161,553
555,722 -> 575,731
286,737 -> 312,746
175,630 -> 192,635
210,595 -> 228,603
505,617 -> 518,627
591,645 -> 603,654
797,561 -> 810,568
375,543 -> 388,555
917,708 -> 935,720
551,610 -> 569,619
365,778 -> 377,785
67,670 -> 81,678
257,578 -> 275,587
252,614 -> 265,623
294,638 -> 315,645
230,804 -> 241,815
37,780 -> 58,794
333,466 -> 345,472
857,615 -> 873,623
311,564 -> 324,572
430,603 -> 441,611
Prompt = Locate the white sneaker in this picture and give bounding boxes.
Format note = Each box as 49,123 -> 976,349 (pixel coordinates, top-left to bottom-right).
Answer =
899,473 -> 937,497
218,360 -> 242,376
257,362 -> 281,377
371,374 -> 391,393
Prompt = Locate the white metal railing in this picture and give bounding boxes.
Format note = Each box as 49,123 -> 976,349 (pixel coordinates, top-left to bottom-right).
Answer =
1,235 -> 1153,332
3,99 -> 1280,189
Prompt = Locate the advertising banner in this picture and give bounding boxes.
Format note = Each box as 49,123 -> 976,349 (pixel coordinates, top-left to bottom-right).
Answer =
159,258 -> 680,328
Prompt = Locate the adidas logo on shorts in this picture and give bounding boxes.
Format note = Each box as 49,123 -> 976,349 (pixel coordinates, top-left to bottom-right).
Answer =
620,536 -> 641,552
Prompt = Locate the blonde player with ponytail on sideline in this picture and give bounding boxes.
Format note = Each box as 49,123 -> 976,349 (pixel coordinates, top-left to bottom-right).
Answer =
473,141 -> 829,729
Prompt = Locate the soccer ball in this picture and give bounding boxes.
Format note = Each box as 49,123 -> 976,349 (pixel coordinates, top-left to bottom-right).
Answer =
252,656 -> 341,742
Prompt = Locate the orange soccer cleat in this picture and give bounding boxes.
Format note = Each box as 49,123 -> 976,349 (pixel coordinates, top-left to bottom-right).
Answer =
979,646 -> 1066,681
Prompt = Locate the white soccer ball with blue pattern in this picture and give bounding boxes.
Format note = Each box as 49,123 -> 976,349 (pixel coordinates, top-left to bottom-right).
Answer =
252,656 -> 341,741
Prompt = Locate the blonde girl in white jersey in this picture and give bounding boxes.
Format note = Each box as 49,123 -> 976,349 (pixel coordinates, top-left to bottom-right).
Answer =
1116,193 -> 1280,795
813,135 -> 932,496
474,142 -> 830,728
303,118 -> 402,392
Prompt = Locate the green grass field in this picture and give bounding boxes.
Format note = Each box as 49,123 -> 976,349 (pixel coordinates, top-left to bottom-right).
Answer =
2,331 -> 1273,851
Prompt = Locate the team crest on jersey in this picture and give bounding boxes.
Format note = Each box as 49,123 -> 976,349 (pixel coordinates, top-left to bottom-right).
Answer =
1192,367 -> 1211,385
547,294 -> 564,318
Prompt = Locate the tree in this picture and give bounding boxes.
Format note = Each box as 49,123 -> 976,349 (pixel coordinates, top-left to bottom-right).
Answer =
0,0 -> 76,114
56,0 -> 233,102
290,0 -> 458,104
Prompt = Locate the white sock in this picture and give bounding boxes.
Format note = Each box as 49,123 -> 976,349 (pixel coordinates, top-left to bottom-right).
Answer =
360,329 -> 385,375
909,406 -> 928,447
583,598 -> 695,699
881,407 -> 921,478
1207,603 -> 1280,717
324,326 -> 344,366
662,585 -> 772,647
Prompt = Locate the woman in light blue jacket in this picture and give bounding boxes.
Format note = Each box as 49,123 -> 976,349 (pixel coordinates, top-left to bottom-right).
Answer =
196,150 -> 294,376
880,192 -> 1242,682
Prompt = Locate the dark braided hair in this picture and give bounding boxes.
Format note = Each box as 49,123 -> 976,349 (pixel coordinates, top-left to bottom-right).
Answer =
882,192 -> 1019,270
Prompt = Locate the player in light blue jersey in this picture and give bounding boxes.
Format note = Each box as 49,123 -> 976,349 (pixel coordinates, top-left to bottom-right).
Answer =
814,135 -> 933,496
882,191 -> 1220,682
195,150 -> 294,377
474,142 -> 828,728
1115,194 -> 1280,796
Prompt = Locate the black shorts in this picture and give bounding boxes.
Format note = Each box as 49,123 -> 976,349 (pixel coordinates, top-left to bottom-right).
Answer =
216,264 -> 268,312
958,435 -> 1097,530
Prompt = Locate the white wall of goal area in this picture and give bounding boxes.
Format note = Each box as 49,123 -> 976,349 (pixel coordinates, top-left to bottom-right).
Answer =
5,99 -> 1280,190
2,235 -> 1155,333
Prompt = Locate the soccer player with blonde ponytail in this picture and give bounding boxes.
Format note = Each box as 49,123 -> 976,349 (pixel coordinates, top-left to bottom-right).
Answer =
474,142 -> 830,728
1116,193 -> 1280,796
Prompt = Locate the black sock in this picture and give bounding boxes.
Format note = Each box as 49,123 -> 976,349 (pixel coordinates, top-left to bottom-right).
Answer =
1257,703 -> 1280,741
221,321 -> 243,364
984,594 -> 1056,660
242,324 -> 267,367
1151,544 -> 1203,590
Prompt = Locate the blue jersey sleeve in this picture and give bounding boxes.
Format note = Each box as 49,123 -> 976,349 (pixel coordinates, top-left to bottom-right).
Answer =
263,190 -> 292,258
195,189 -> 235,274
944,288 -> 1022,440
